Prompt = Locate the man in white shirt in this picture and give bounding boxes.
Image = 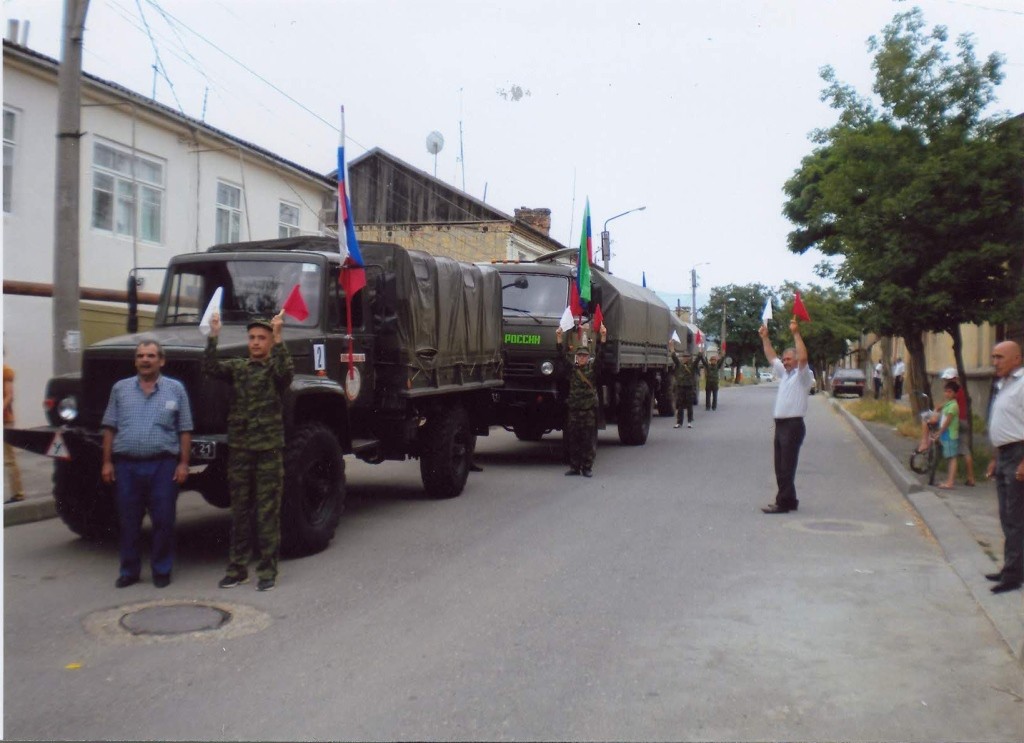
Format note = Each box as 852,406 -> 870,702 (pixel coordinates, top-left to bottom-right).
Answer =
985,340 -> 1024,594
892,357 -> 906,400
758,319 -> 815,514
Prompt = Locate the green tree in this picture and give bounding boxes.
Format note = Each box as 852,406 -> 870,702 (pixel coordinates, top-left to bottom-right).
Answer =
703,284 -> 775,378
783,8 -> 1023,416
777,282 -> 861,387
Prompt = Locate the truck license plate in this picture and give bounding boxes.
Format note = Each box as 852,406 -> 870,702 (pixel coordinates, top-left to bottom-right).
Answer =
190,440 -> 217,461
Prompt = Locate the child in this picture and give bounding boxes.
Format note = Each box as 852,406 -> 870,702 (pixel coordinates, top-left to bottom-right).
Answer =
925,380 -> 960,489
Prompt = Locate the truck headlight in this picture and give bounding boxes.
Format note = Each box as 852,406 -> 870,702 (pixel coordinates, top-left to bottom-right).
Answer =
540,361 -> 554,376
57,395 -> 79,422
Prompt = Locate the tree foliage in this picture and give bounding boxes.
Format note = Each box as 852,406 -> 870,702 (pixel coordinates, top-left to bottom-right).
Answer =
782,7 -> 1023,401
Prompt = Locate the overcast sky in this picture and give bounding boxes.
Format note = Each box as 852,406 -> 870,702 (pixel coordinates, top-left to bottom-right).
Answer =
4,0 -> 1023,311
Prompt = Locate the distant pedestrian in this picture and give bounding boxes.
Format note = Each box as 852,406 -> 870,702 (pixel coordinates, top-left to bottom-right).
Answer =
930,380 -> 961,490
873,361 -> 883,399
101,340 -> 193,588
3,360 -> 25,504
204,312 -> 294,592
557,322 -> 606,478
670,343 -> 697,429
892,357 -> 906,400
698,352 -> 725,411
758,319 -> 814,514
984,340 -> 1024,595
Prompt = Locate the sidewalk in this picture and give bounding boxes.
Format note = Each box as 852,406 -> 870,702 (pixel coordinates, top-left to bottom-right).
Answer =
3,448 -> 57,526
831,397 -> 1024,662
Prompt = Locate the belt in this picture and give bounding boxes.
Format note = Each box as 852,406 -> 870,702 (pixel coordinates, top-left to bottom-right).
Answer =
113,453 -> 178,462
997,441 -> 1024,452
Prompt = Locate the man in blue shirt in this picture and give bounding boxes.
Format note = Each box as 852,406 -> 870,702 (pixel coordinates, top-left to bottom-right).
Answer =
102,339 -> 193,588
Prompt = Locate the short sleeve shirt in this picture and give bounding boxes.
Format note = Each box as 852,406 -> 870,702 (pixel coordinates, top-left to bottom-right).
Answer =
102,375 -> 194,458
772,358 -> 814,418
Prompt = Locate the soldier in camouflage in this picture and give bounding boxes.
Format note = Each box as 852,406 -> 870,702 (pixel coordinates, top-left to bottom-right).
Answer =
670,343 -> 697,428
204,312 -> 294,592
557,321 -> 607,478
698,352 -> 725,411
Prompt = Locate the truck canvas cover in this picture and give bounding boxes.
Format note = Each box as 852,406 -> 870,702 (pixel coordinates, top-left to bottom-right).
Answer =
592,270 -> 672,369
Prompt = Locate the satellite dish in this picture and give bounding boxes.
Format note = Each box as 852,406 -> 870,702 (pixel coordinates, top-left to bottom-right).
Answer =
426,131 -> 444,176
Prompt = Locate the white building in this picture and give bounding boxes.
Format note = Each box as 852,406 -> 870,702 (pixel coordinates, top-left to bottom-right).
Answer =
3,39 -> 334,425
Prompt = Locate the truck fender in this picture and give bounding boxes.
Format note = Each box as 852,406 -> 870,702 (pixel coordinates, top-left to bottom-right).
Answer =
285,375 -> 353,452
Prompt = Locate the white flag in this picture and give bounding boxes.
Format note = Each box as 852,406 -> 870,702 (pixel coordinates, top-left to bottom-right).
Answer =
761,297 -> 773,323
199,287 -> 223,336
559,306 -> 575,332
670,330 -> 681,344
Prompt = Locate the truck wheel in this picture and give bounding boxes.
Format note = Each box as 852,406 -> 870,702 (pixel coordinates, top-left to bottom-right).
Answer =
420,406 -> 471,499
656,375 -> 674,417
617,379 -> 652,446
281,423 -> 345,557
513,421 -> 547,442
53,459 -> 118,541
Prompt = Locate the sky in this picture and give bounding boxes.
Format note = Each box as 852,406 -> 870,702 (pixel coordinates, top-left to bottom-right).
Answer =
3,0 -> 1023,312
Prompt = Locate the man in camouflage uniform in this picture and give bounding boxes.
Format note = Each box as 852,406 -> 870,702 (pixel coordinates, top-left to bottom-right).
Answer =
204,311 -> 294,591
698,352 -> 725,411
670,343 -> 697,428
556,321 -> 607,478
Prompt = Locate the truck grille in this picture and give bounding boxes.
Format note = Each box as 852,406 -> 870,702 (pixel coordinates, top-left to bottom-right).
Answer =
504,360 -> 537,377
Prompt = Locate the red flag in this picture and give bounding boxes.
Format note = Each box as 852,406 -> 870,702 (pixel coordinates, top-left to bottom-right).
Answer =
592,304 -> 604,334
695,329 -> 703,345
282,284 -> 309,322
569,282 -> 583,318
792,291 -> 811,322
721,340 -> 727,354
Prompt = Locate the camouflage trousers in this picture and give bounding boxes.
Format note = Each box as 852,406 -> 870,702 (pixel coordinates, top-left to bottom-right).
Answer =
226,447 -> 283,581
566,407 -> 597,471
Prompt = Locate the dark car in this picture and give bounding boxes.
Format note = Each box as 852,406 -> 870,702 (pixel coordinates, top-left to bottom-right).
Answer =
830,368 -> 867,397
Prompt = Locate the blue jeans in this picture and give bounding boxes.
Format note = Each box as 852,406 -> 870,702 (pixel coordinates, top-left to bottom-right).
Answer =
114,457 -> 179,579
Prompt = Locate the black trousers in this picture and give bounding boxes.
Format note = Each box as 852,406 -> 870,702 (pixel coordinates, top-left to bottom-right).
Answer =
774,417 -> 806,507
705,386 -> 718,410
994,442 -> 1024,583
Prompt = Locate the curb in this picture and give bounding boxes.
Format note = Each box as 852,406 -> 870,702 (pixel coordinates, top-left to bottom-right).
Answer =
831,399 -> 1024,662
3,496 -> 57,527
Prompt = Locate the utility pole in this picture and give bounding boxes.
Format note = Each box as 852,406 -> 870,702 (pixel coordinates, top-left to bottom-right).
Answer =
53,0 -> 90,375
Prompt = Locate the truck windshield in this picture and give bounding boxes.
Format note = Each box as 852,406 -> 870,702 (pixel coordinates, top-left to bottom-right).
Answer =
160,260 -> 322,328
500,273 -> 569,317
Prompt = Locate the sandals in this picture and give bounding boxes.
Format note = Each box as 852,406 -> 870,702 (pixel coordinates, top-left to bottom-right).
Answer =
936,483 -> 954,490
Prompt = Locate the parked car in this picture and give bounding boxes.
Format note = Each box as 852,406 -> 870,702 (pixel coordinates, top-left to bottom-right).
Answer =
830,368 -> 867,397
758,371 -> 773,382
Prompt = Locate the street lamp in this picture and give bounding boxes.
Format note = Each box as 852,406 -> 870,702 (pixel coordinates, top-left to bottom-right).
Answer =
690,262 -> 710,322
600,206 -> 646,273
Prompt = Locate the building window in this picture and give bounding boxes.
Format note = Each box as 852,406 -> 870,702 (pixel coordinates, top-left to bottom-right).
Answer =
3,108 -> 17,213
216,181 -> 242,244
279,201 -> 300,238
91,141 -> 164,243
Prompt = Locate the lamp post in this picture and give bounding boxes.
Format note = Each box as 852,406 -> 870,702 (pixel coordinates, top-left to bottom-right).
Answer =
600,206 -> 646,273
690,262 -> 709,322
722,297 -> 737,379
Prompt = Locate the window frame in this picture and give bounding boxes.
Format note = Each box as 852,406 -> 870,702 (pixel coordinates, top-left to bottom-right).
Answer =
278,200 -> 301,238
3,107 -> 18,214
215,180 -> 243,244
90,139 -> 165,244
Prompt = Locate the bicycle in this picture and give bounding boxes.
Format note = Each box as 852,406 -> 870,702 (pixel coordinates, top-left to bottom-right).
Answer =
908,391 -> 942,486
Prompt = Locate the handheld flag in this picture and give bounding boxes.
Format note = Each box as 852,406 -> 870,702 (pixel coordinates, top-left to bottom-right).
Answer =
670,330 -> 681,344
199,287 -> 223,336
695,329 -> 703,346
592,304 -> 604,335
577,198 -> 592,307
337,106 -> 366,297
792,291 -> 811,322
282,284 -> 309,322
559,306 -> 575,333
761,297 -> 773,323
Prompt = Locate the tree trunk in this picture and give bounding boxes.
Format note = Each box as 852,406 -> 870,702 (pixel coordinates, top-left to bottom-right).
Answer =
905,331 -> 928,416
950,325 -> 972,454
880,335 -> 894,400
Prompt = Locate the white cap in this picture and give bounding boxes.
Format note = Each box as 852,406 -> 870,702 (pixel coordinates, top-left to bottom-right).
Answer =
940,367 -> 957,380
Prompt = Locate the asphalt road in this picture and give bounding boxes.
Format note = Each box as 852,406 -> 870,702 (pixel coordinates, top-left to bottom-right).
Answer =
4,384 -> 1023,741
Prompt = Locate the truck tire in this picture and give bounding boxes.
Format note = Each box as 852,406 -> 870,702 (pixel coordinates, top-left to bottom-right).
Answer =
53,459 -> 118,541
617,379 -> 652,446
281,422 -> 345,557
656,375 -> 674,417
420,406 -> 471,499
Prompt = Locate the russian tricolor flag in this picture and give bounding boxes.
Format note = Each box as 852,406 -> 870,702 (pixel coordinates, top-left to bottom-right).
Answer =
338,106 -> 366,295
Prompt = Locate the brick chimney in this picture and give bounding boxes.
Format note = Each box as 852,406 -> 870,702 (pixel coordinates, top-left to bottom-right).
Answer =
515,207 -> 551,236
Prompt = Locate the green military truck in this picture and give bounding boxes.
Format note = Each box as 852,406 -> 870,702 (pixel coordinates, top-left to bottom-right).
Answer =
492,251 -> 673,445
10,237 -> 502,555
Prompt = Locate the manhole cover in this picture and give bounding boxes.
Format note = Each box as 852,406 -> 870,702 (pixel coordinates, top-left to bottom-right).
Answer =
806,521 -> 862,532
785,519 -> 890,537
119,603 -> 230,636
84,599 -> 271,645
